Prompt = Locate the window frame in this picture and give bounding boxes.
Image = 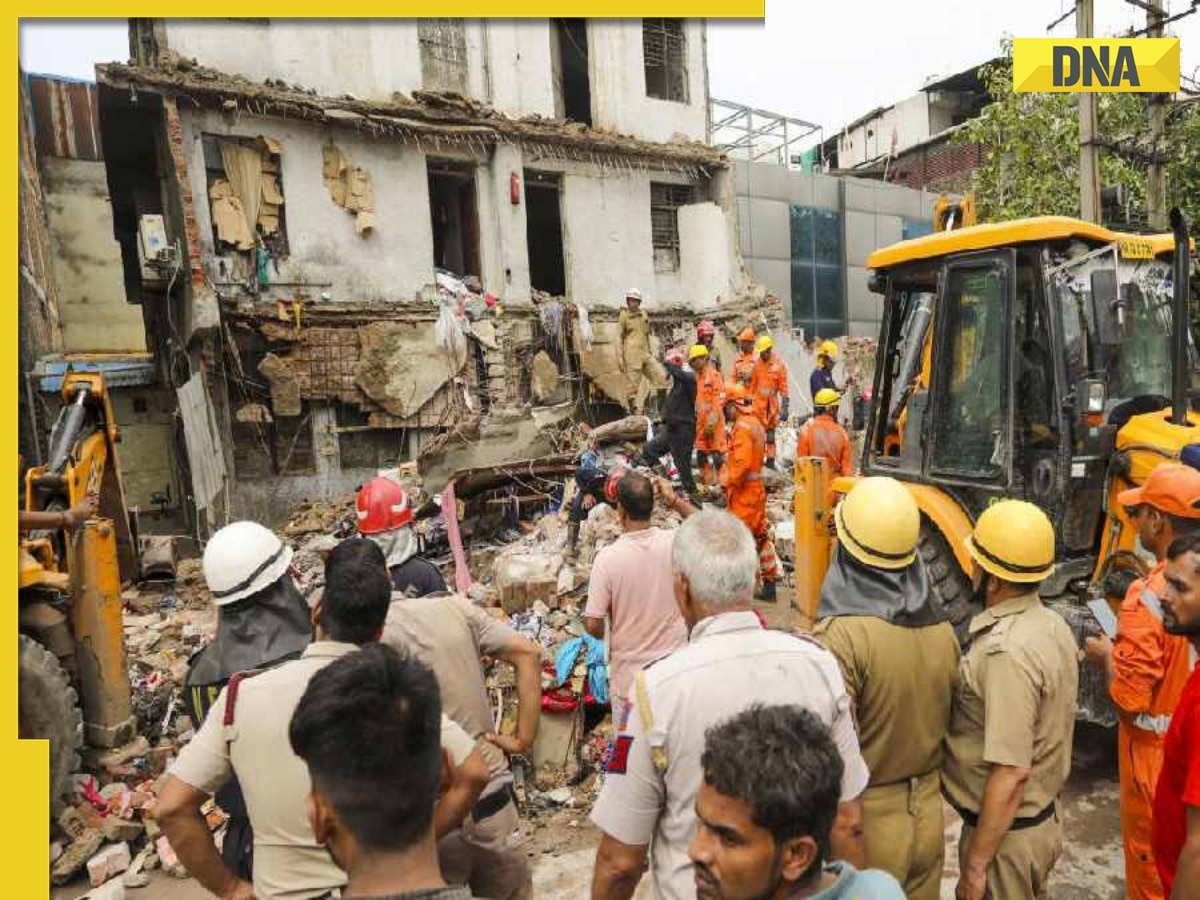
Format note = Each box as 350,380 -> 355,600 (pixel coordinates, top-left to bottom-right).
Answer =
642,18 -> 688,103
650,181 -> 695,273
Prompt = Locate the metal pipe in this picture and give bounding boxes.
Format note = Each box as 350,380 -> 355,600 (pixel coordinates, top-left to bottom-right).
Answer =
47,384 -> 90,474
23,371 -> 42,464
1170,207 -> 1191,426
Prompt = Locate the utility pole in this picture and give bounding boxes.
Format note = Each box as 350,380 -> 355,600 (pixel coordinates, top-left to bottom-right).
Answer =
1078,0 -> 1102,222
1146,0 -> 1168,229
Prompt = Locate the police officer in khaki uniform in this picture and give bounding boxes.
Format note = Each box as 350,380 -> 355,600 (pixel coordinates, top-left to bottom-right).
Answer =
815,477 -> 959,900
942,500 -> 1079,900
156,539 -> 485,900
618,288 -> 665,414
590,508 -> 870,900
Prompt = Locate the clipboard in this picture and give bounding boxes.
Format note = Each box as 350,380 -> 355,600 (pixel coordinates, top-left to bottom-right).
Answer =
1087,598 -> 1119,640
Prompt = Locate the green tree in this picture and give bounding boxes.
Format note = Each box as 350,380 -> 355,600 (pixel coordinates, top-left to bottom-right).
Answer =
958,40 -> 1200,224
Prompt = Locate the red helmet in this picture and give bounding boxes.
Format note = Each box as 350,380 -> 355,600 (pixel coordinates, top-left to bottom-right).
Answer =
697,319 -> 716,339
604,467 -> 630,504
356,476 -> 413,535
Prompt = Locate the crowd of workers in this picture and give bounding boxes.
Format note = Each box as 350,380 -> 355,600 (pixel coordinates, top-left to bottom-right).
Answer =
125,303 -> 1200,900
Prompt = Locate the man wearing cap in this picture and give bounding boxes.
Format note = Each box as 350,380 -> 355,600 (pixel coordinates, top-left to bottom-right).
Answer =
732,327 -> 757,387
943,501 -> 1079,900
1084,463 -> 1200,900
815,478 -> 959,900
640,347 -> 698,500
750,335 -> 790,468
356,476 -> 446,598
691,344 -> 727,489
798,388 -> 854,499
618,288 -> 664,415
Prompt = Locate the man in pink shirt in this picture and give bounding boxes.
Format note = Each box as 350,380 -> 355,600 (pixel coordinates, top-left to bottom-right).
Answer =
585,471 -> 688,727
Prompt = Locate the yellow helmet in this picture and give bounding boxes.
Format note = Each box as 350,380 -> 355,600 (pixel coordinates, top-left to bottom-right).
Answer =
688,344 -> 710,361
818,340 -> 839,360
814,388 -> 841,407
835,477 -> 920,570
965,500 -> 1055,584
755,335 -> 774,354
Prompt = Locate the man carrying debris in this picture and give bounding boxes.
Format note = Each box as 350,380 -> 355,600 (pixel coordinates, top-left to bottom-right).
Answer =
732,327 -> 758,387
584,471 -> 687,727
750,335 -> 790,469
383,575 -> 543,900
798,389 -> 854,499
590,509 -> 868,900
640,347 -> 698,500
696,319 -> 721,371
943,501 -> 1078,900
689,706 -> 905,899
722,382 -> 779,603
289,644 -> 479,900
814,478 -> 959,900
356,475 -> 447,598
1083,463 -> 1200,900
618,288 -> 664,415
692,345 -> 727,489
182,521 -> 315,885
158,538 -> 489,900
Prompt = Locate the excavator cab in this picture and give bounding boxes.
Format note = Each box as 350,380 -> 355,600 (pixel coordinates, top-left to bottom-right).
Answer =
796,213 -> 1198,725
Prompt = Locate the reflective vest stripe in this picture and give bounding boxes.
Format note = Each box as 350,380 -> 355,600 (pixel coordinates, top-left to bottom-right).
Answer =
1131,712 -> 1172,735
1140,589 -> 1165,622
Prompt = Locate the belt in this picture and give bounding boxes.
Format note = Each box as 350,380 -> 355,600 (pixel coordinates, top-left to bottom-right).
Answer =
1130,712 -> 1172,735
471,783 -> 516,822
951,798 -> 1056,831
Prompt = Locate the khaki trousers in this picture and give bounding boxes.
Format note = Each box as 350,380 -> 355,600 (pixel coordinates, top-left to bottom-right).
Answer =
958,809 -> 1064,899
862,770 -> 943,900
437,800 -> 532,900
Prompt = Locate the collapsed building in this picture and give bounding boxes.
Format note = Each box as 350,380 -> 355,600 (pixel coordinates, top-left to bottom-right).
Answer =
87,18 -> 783,530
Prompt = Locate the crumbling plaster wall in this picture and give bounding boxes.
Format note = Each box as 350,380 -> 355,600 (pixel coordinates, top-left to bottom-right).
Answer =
183,108 -> 435,302
587,19 -> 708,144
41,157 -> 147,352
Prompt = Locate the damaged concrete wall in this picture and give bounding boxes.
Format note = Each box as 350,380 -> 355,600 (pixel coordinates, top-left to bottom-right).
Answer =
679,202 -> 742,309
587,20 -> 709,144
480,21 -> 556,119
41,157 -> 147,352
184,108 -> 435,302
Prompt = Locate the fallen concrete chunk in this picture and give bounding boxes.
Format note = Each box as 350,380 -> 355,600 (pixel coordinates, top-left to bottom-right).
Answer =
88,878 -> 127,900
122,871 -> 150,889
87,841 -> 131,887
257,353 -> 302,417
530,351 -> 562,402
494,552 -> 563,615
51,828 -> 104,885
101,815 -> 145,843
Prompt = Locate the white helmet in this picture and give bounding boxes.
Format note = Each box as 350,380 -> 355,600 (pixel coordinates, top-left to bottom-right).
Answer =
203,521 -> 294,607
625,288 -> 643,302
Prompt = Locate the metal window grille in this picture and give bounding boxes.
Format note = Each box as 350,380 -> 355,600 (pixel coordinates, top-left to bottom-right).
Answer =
651,182 -> 695,271
643,19 -> 687,102
419,19 -> 469,94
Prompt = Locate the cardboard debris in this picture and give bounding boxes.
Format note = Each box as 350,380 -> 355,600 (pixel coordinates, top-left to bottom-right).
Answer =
354,320 -> 465,418
209,179 -> 255,251
321,143 -> 375,236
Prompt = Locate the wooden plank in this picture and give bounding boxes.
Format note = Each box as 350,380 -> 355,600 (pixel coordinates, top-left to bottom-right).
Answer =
176,373 -> 227,512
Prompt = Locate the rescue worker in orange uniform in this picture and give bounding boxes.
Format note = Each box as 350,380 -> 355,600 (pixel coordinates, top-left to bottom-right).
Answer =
799,388 -> 854,503
691,344 -> 727,488
723,382 -> 780,602
1084,463 -> 1200,900
696,319 -> 721,371
750,335 -> 790,469
732,327 -> 757,387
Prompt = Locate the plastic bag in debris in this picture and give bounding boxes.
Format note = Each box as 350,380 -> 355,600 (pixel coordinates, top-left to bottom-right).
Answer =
577,303 -> 594,350
435,269 -> 469,302
774,425 -> 798,473
435,302 -> 468,361
555,634 -> 609,705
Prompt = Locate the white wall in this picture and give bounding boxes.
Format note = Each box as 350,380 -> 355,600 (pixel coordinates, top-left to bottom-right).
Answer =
838,94 -> 931,168
184,109 -> 436,302
588,19 -> 708,143
479,20 -> 556,119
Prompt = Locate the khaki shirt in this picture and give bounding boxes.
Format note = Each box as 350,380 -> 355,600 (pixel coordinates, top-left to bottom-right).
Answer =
942,593 -> 1079,818
590,610 -> 870,900
816,616 -> 960,786
619,308 -> 651,357
170,641 -> 476,900
383,594 -> 520,779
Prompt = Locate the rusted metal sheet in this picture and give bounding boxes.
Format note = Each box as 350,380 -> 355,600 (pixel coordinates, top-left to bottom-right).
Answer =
28,75 -> 102,161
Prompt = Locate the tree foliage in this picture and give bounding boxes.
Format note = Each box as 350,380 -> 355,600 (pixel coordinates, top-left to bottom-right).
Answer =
958,39 -> 1200,225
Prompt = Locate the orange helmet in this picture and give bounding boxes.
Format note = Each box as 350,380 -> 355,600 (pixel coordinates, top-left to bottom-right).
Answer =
697,319 -> 716,339
356,476 -> 413,534
738,327 -> 756,343
1117,463 -> 1200,518
725,382 -> 753,407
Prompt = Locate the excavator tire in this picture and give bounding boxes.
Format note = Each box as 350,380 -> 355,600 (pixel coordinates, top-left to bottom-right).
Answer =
918,521 -> 979,645
18,634 -> 82,816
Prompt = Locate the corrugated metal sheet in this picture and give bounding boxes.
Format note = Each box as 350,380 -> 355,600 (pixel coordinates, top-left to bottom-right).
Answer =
177,372 -> 227,512
27,75 -> 103,161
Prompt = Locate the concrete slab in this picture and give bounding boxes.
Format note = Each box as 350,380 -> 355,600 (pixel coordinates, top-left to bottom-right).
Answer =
787,172 -> 815,208
736,196 -> 752,255
875,182 -> 924,219
745,257 -> 791,310
875,214 -> 903,251
746,197 -> 790,261
844,210 -> 878,267
812,174 -> 841,211
844,178 -> 876,213
847,265 -> 878,323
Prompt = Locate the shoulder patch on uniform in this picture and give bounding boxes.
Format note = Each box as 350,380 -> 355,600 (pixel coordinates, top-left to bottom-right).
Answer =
607,734 -> 634,774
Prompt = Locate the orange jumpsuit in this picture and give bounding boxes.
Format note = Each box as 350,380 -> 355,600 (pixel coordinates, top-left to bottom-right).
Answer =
724,413 -> 779,584
1111,561 -> 1197,900
798,413 -> 854,504
693,366 -> 727,486
732,351 -> 757,388
750,355 -> 790,461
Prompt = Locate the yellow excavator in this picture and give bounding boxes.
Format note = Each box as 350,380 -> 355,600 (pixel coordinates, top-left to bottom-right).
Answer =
20,371 -> 137,812
795,209 -> 1197,724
